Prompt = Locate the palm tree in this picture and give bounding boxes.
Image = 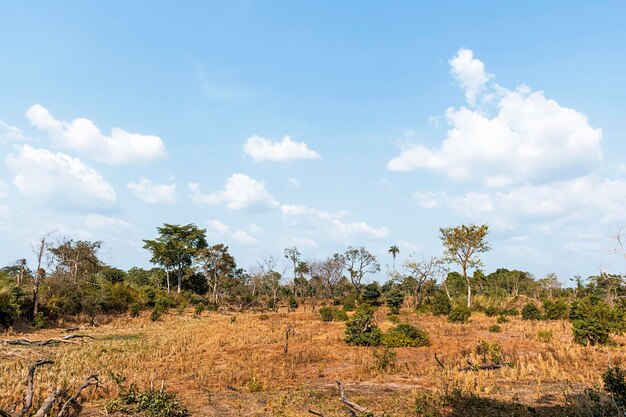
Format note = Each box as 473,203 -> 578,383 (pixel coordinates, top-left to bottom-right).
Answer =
388,245 -> 400,273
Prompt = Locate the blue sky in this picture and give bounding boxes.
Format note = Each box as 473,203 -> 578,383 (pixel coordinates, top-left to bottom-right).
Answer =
1,1 -> 626,283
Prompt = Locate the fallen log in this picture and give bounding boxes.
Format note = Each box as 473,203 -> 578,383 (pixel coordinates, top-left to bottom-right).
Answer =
3,334 -> 94,346
336,380 -> 378,416
462,359 -> 512,371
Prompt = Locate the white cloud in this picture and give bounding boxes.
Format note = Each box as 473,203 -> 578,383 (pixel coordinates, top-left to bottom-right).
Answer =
243,135 -> 320,162
449,48 -> 493,106
388,50 -> 603,187
0,121 -> 27,142
84,214 -> 134,230
26,104 -> 166,164
188,173 -> 279,210
280,204 -> 389,240
127,178 -> 177,204
287,178 -> 301,188
6,145 -> 116,208
206,219 -> 258,245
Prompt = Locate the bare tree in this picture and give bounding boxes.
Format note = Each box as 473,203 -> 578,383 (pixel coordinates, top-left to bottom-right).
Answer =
343,247 -> 380,301
310,254 -> 345,298
402,255 -> 446,308
31,233 -> 53,318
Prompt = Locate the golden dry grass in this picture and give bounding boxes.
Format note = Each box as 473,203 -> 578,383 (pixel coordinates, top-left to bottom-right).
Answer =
1,306 -> 623,416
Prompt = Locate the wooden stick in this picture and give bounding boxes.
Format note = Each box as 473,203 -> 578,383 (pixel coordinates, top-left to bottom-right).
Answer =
434,353 -> 445,370
56,374 -> 99,417
336,380 -> 372,415
307,409 -> 325,416
33,388 -> 61,417
17,360 -> 53,417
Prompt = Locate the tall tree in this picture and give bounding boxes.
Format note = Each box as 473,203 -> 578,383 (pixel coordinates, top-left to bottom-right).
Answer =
49,239 -> 102,282
284,246 -> 301,297
143,223 -> 207,293
402,255 -> 446,308
439,224 -> 491,307
310,254 -> 345,298
343,247 -> 380,301
31,233 -> 52,317
388,245 -> 400,273
194,244 -> 237,302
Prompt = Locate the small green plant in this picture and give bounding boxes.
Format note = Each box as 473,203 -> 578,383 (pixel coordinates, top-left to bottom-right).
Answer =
129,303 -> 141,318
382,323 -> 430,347
386,287 -> 404,314
447,306 -> 471,324
521,303 -> 542,321
475,340 -> 503,364
372,346 -> 397,372
33,312 -> 45,329
488,324 -> 501,333
288,297 -> 298,310
150,308 -> 163,322
537,329 -> 553,343
603,366 -> 626,410
106,384 -> 189,417
319,307 -> 347,322
543,300 -> 569,320
497,315 -> 509,324
387,313 -> 400,324
414,393 -> 442,417
345,305 -> 382,346
194,303 -> 206,316
484,306 -> 499,317
342,297 -> 356,312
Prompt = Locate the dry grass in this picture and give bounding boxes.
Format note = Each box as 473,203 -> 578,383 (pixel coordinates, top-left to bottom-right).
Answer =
1,306 -> 623,416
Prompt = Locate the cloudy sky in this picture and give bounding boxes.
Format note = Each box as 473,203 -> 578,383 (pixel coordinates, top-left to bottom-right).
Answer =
1,2 -> 625,283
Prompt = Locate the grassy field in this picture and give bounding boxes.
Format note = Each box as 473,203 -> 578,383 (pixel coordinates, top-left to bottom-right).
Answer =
1,305 -> 623,416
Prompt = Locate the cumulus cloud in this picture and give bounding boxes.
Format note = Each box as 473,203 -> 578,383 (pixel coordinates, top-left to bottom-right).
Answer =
127,178 -> 177,204
0,121 -> 27,142
388,50 -> 603,187
26,104 -> 166,164
188,173 -> 279,210
6,145 -> 116,208
280,204 -> 389,240
206,219 -> 258,245
243,135 -> 320,162
449,48 -> 493,105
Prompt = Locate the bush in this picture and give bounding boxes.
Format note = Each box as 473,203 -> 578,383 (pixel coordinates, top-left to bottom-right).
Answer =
537,330 -> 553,343
475,340 -> 503,364
501,307 -> 519,316
372,347 -> 397,372
543,300 -> 569,320
0,286 -> 21,329
106,383 -> 189,417
320,307 -> 347,322
488,324 -> 501,333
497,315 -> 509,324
103,267 -> 127,283
362,283 -> 382,305
288,297 -> 298,310
150,308 -> 163,322
345,305 -> 382,346
447,306 -> 471,324
129,303 -> 142,318
386,287 -> 404,314
342,297 -> 356,312
382,323 -> 430,347
387,313 -> 400,324
603,366 -> 626,410
431,292 -> 451,316
194,303 -> 206,316
521,303 -> 542,321
484,306 -> 499,317
571,297 -> 625,346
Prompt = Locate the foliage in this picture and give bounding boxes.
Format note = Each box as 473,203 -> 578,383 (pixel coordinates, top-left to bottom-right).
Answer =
103,267 -> 127,283
288,296 -> 298,310
362,282 -> 382,305
497,315 -> 509,324
129,303 -> 142,317
345,304 -> 382,346
521,303 -> 542,321
431,291 -> 452,316
475,340 -> 503,364
537,330 -> 553,343
319,307 -> 348,322
372,347 -> 397,372
603,366 -> 626,410
386,286 -> 404,314
342,296 -> 356,312
447,305 -> 472,323
343,247 -> 380,300
382,323 -> 430,347
571,297 -> 625,346
488,324 -> 501,333
106,383 -> 189,417
543,299 -> 569,320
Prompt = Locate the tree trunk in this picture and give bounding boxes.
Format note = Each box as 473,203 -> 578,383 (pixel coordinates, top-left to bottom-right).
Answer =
166,269 -> 170,293
464,266 -> 471,308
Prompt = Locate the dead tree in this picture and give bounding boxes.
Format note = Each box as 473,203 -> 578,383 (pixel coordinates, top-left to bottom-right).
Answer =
0,360 -> 99,417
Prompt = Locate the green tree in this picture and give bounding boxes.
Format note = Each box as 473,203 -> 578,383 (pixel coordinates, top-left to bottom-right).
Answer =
439,224 -> 491,307
388,245 -> 400,273
143,224 -> 207,294
194,244 -> 237,302
284,246 -> 301,297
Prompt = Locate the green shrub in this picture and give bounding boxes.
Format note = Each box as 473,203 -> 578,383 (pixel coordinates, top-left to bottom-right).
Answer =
320,307 -> 348,322
497,315 -> 509,324
571,297 -> 625,346
521,303 -> 542,321
475,340 -> 503,364
501,307 -> 519,316
387,313 -> 400,324
447,306 -> 471,324
431,292 -> 451,316
345,305 -> 382,346
362,283 -> 382,305
106,383 -> 189,417
194,303 -> 206,316
386,287 -> 404,314
288,297 -> 298,310
372,347 -> 397,372
382,323 -> 430,347
33,312 -> 45,329
543,300 -> 569,320
484,306 -> 499,317
342,297 -> 356,312
129,303 -> 141,318
488,324 -> 501,333
603,366 -> 626,410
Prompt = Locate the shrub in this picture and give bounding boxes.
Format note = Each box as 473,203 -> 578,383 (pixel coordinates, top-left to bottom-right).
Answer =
386,287 -> 404,314
488,324 -> 501,333
387,314 -> 400,324
129,303 -> 142,318
288,297 -> 298,310
372,347 -> 397,372
345,305 -> 382,346
603,366 -> 626,410
320,307 -> 348,322
447,306 -> 471,324
382,323 -> 430,347
150,308 -> 163,322
106,383 -> 189,417
537,330 -> 553,343
103,267 -> 127,283
194,303 -> 206,316
0,287 -> 21,329
362,283 -> 382,305
342,297 -> 356,312
484,306 -> 499,317
475,340 -> 503,364
521,303 -> 542,321
501,307 -> 519,316
431,291 -> 451,316
543,300 -> 569,320
497,315 -> 509,324
33,312 -> 45,330
571,297 -> 625,346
